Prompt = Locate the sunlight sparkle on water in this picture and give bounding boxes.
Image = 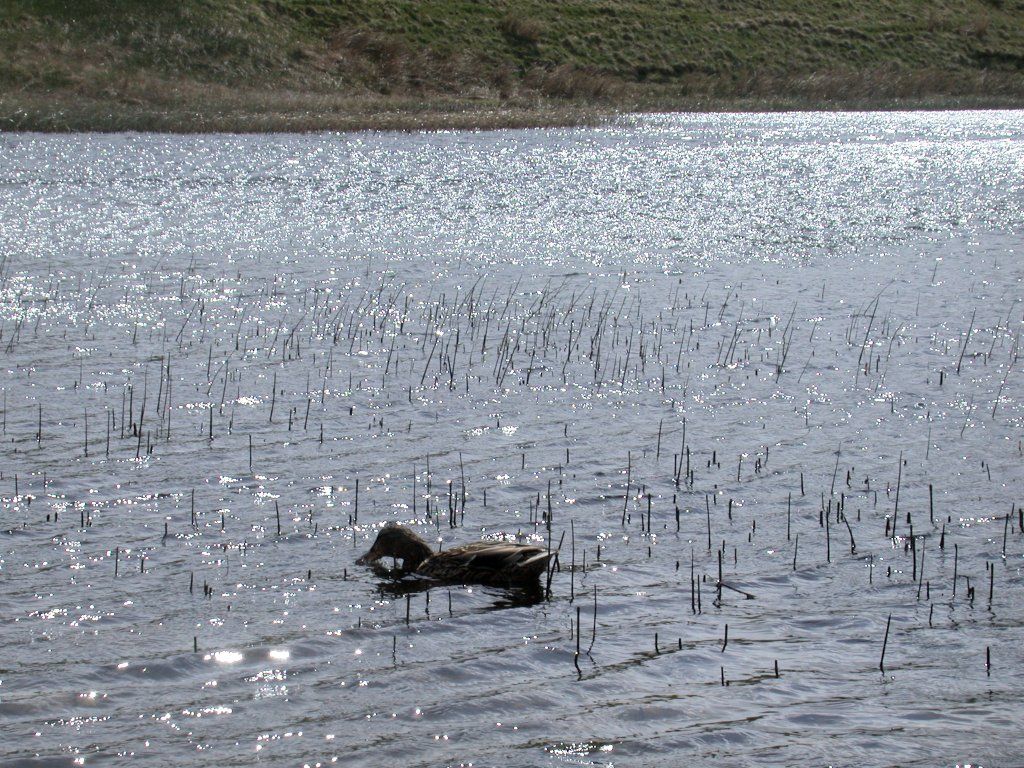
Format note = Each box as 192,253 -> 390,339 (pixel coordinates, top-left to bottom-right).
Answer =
1,112 -> 1022,767
207,651 -> 244,665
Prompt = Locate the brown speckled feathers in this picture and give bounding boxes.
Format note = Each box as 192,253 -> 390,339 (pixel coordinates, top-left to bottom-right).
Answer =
417,541 -> 551,586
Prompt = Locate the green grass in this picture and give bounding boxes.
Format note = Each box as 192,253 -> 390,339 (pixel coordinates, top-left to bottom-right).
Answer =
2,0 -> 1023,131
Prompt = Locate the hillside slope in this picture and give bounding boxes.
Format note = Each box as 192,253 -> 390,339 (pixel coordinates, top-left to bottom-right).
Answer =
2,0 -> 1024,131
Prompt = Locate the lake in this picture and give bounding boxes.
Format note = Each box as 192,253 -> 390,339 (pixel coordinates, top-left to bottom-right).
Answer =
1,111 -> 1023,766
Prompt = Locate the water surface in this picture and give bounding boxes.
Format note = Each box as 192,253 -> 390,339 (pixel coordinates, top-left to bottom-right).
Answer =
1,111 -> 1023,766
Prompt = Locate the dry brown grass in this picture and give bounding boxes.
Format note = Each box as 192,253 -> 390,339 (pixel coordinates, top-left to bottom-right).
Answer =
527,64 -> 625,101
633,67 -> 1024,113
500,14 -> 545,44
964,10 -> 991,39
0,77 -> 607,133
5,65 -> 1024,133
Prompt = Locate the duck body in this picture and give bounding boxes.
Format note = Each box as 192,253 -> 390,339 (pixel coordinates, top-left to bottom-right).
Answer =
357,523 -> 552,588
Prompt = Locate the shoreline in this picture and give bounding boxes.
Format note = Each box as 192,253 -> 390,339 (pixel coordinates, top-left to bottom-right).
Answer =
4,0 -> 1023,134
3,89 -> 1023,134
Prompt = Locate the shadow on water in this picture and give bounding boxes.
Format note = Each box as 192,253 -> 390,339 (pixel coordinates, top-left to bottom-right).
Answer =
370,568 -> 546,611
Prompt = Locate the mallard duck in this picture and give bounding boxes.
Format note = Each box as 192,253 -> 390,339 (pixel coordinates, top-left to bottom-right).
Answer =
356,523 -> 553,588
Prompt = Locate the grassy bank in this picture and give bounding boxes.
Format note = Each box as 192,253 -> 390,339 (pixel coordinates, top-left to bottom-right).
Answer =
2,0 -> 1024,132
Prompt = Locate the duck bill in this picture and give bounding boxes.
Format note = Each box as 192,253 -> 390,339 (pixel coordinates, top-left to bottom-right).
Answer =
356,544 -> 381,566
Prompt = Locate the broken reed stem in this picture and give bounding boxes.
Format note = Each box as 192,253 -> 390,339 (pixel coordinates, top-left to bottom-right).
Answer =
574,605 -> 581,673
879,613 -> 892,672
589,585 -> 597,653
570,518 -> 576,603
953,543 -> 958,597
716,548 -> 723,605
956,308 -> 976,375
917,542 -> 926,600
706,494 -> 712,550
825,504 -> 831,563
893,450 -> 903,523
989,561 -> 994,607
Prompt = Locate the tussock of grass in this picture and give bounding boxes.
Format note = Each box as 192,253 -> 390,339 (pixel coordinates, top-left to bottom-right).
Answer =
527,64 -> 625,101
500,14 -> 544,45
1,0 -> 1023,131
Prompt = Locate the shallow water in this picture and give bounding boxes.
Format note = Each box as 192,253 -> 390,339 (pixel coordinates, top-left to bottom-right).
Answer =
1,111 -> 1023,767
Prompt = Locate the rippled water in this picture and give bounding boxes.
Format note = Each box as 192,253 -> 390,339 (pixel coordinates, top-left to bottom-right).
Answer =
1,111 -> 1023,767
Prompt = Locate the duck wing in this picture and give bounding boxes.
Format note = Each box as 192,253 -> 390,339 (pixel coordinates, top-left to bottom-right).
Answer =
419,541 -> 552,585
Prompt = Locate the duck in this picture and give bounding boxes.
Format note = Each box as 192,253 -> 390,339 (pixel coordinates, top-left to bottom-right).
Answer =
356,522 -> 553,588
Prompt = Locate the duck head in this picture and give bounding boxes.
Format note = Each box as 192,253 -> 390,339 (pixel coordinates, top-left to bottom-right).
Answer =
356,523 -> 433,571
